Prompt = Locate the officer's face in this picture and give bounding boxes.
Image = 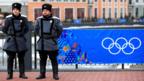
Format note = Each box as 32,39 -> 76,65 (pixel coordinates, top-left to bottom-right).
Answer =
12,8 -> 20,16
42,9 -> 51,16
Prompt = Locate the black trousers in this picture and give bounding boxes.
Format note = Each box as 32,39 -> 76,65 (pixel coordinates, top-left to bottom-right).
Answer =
6,51 -> 26,74
38,50 -> 58,74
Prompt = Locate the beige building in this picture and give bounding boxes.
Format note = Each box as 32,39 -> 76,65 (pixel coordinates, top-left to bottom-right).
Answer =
27,0 -> 129,21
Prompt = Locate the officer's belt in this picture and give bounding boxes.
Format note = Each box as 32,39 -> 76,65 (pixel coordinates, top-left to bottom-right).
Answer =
40,35 -> 57,39
8,34 -> 24,37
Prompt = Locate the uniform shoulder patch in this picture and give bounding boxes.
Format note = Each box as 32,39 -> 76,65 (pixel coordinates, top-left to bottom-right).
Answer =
37,16 -> 43,20
52,16 -> 60,20
6,15 -> 12,18
21,15 -> 27,18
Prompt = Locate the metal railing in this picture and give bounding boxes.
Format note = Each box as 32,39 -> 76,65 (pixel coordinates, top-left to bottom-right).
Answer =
0,33 -> 7,70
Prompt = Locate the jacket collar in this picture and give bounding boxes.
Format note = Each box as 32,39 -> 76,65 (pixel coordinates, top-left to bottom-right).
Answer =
43,15 -> 52,19
12,14 -> 21,19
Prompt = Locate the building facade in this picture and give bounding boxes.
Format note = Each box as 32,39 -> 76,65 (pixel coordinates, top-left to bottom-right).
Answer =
28,0 -> 128,21
93,0 -> 128,19
28,0 -> 88,21
128,0 -> 144,18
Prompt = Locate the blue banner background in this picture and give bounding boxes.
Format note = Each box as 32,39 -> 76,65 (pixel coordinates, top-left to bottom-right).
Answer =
58,29 -> 144,64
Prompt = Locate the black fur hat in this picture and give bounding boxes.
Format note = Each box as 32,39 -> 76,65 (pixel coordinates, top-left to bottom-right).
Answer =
42,3 -> 52,12
12,3 -> 22,11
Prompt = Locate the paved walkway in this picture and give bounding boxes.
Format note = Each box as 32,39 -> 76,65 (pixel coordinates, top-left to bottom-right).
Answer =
0,71 -> 144,81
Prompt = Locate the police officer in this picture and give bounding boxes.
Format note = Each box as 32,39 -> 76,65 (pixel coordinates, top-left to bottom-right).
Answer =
34,3 -> 63,80
2,2 -> 29,80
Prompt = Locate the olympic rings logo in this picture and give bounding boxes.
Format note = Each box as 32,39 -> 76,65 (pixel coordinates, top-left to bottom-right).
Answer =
101,37 -> 142,55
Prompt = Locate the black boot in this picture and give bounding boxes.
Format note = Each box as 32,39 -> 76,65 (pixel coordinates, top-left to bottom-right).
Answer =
7,73 -> 13,80
53,74 -> 59,80
36,73 -> 46,79
19,73 -> 28,79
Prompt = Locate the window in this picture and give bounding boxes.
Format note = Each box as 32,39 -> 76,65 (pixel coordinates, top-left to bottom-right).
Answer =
88,7 -> 92,18
65,8 -> 73,20
70,0 -> 75,2
64,0 -> 68,2
95,8 -> 97,18
56,0 -> 62,2
109,8 -> 111,18
88,0 -> 92,4
136,8 -> 139,17
82,0 -> 86,2
77,8 -> 85,19
129,0 -> 132,4
120,8 -> 123,18
103,8 -> 105,18
143,8 -> 144,17
34,8 -> 42,20
53,8 -> 60,18
128,13 -> 131,17
76,0 -> 80,2
115,8 -> 117,18
47,0 -> 54,2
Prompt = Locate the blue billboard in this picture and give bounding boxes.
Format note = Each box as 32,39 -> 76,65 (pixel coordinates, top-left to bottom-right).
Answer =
58,28 -> 144,64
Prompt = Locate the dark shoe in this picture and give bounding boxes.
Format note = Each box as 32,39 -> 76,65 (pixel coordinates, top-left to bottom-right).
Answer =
36,74 -> 46,79
19,74 -> 28,79
7,74 -> 13,80
53,74 -> 59,80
